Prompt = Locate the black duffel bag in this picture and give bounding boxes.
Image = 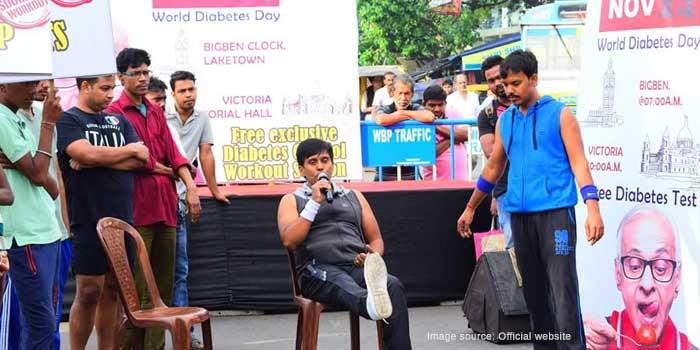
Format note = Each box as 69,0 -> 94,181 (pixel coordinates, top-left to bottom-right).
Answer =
462,250 -> 531,343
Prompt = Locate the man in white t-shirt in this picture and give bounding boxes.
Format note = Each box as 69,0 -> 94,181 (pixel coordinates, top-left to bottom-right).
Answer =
371,71 -> 396,109
442,73 -> 479,180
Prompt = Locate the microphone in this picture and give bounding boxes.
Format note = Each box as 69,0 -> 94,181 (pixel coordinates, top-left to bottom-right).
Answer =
317,172 -> 334,203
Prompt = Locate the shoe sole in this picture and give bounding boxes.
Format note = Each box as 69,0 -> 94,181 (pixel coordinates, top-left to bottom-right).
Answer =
364,253 -> 393,319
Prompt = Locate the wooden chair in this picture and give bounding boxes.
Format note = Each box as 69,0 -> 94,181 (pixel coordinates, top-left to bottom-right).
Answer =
96,217 -> 213,350
286,249 -> 384,350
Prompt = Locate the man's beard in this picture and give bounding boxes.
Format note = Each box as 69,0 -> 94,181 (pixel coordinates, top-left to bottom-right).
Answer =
495,86 -> 507,100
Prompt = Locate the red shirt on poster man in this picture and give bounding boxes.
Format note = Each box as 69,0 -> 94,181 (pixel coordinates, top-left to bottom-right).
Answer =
105,92 -> 190,227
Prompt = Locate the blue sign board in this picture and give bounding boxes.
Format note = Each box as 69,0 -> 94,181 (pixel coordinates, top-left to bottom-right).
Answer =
361,123 -> 436,167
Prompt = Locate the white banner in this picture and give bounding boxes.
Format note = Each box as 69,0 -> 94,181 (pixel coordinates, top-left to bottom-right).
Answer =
49,0 -> 116,79
110,0 -> 362,182
577,1 -> 699,348
0,0 -> 52,82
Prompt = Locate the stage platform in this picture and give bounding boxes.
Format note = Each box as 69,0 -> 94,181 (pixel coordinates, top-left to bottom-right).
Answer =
60,181 -> 490,316
187,180 -> 490,311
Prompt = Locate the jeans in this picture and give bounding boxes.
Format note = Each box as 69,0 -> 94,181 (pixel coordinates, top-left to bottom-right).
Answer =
172,200 -> 189,308
53,239 -> 72,350
0,275 -> 22,350
495,196 -> 513,249
7,240 -> 60,350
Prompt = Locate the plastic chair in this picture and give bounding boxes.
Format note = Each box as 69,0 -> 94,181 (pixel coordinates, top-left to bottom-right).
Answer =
96,217 -> 213,350
286,249 -> 384,350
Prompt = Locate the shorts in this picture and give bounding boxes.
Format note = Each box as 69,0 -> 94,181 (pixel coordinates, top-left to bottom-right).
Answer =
71,222 -> 134,276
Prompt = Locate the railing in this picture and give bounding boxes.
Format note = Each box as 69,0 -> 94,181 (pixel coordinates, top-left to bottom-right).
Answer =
360,119 -> 482,181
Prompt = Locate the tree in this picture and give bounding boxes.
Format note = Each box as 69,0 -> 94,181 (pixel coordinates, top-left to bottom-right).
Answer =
357,0 -> 555,66
357,0 -> 489,66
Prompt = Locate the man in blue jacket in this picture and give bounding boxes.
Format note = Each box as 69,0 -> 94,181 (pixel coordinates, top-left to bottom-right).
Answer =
457,50 -> 604,350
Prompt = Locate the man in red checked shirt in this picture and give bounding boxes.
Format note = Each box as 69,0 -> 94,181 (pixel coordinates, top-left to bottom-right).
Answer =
105,48 -> 201,350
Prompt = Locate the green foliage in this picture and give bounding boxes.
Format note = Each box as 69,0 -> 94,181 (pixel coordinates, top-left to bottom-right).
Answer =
357,0 -> 555,65
357,0 -> 490,65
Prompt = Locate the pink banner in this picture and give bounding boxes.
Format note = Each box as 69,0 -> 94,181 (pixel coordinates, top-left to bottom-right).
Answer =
152,0 -> 278,8
600,0 -> 700,32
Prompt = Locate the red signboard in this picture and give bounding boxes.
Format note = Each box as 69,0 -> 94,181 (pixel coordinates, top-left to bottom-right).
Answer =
152,0 -> 279,9
600,0 -> 700,32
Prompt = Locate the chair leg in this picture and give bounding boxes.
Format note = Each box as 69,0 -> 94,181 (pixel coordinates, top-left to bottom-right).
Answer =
171,322 -> 192,350
350,312 -> 360,350
133,328 -> 145,350
301,304 -> 323,350
201,319 -> 213,350
376,321 -> 385,350
295,311 -> 303,350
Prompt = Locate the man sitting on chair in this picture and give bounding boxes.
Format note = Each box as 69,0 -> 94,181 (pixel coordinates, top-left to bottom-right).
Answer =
277,138 -> 411,349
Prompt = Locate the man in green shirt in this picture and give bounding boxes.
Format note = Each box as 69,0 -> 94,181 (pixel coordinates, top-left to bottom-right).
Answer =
0,81 -> 64,350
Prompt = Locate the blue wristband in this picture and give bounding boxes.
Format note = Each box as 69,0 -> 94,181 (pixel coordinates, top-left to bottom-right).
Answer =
476,176 -> 496,193
580,184 -> 600,202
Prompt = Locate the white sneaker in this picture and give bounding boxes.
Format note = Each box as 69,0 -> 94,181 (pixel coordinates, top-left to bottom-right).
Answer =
364,253 -> 393,320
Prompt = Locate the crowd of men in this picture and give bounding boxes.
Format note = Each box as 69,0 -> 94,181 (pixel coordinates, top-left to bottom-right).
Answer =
1,46 -> 692,350
0,47 -> 225,350
360,67 -> 484,181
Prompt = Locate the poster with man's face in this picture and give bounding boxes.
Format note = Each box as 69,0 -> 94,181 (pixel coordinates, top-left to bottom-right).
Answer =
576,2 -> 700,349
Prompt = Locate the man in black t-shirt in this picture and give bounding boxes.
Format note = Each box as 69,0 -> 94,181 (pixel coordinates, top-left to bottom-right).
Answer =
56,75 -> 149,349
476,55 -> 513,248
373,74 -> 435,181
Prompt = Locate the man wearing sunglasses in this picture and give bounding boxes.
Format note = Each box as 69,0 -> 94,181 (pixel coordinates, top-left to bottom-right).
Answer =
584,206 -> 695,350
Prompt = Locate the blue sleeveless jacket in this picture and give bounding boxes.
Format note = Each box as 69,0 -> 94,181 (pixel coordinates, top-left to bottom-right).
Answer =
499,96 -> 578,213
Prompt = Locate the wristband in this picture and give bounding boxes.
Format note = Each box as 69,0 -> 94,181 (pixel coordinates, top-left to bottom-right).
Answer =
36,149 -> 53,159
580,184 -> 600,202
476,176 -> 496,193
300,200 -> 321,222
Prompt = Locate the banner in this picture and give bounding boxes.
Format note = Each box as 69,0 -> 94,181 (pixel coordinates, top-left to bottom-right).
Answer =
110,0 -> 362,182
49,0 -> 116,78
0,0 -> 52,82
461,39 -> 521,71
577,1 -> 699,347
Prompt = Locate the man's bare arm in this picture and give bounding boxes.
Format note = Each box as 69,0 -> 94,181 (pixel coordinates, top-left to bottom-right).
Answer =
436,125 -> 468,143
108,159 -> 146,171
457,119 -> 508,238
12,90 -> 63,186
55,162 -> 70,231
278,194 -> 312,250
376,110 -> 435,126
0,166 -> 14,205
560,108 -> 594,188
65,140 -> 147,168
466,119 -> 508,208
479,134 -> 495,158
355,190 -> 384,255
560,107 -> 604,244
152,162 -> 175,177
200,143 -> 229,204
43,175 -> 59,199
